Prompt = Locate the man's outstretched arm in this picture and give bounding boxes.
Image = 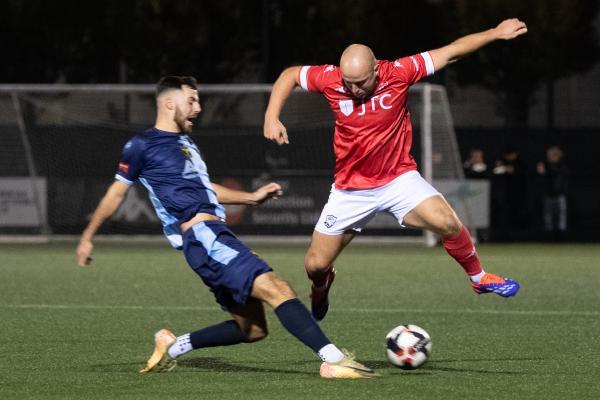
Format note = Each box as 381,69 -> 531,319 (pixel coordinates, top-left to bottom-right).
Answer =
428,18 -> 527,72
212,182 -> 283,205
76,180 -> 130,266
264,66 -> 302,145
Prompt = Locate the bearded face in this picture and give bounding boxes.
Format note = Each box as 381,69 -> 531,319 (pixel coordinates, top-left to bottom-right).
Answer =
174,105 -> 194,133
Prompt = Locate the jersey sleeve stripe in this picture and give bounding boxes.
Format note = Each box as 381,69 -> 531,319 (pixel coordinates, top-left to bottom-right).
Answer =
115,174 -> 133,185
421,52 -> 435,76
299,66 -> 310,91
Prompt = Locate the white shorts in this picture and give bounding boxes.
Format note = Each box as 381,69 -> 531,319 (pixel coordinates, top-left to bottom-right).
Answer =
315,171 -> 441,235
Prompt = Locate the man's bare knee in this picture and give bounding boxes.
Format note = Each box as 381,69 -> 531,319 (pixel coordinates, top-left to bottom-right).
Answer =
269,274 -> 296,298
251,272 -> 296,307
276,281 -> 296,300
440,215 -> 462,237
304,251 -> 331,272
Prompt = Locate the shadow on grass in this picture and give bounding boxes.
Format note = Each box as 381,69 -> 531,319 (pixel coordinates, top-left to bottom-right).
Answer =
89,361 -> 147,372
89,358 -> 313,375
178,357 -> 314,375
91,356 -> 540,375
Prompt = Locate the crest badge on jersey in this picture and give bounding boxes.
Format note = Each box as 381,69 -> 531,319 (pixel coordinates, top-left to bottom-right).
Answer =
181,146 -> 192,158
339,99 -> 354,116
324,215 -> 338,228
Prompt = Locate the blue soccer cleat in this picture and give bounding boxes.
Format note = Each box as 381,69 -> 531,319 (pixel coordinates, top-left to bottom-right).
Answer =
471,272 -> 520,297
310,267 -> 336,321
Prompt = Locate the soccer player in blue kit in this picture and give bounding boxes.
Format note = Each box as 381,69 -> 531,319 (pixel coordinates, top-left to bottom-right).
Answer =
76,76 -> 374,379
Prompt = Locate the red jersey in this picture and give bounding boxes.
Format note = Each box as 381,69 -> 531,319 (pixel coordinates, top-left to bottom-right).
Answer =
298,52 -> 435,189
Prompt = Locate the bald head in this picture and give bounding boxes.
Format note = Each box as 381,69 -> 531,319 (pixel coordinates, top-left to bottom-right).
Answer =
340,44 -> 378,99
340,44 -> 376,77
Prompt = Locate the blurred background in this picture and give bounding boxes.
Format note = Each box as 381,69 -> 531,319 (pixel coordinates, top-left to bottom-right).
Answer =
1,0 -> 599,242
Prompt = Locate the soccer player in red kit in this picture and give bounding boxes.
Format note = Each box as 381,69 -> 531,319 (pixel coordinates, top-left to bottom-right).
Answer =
264,19 -> 528,321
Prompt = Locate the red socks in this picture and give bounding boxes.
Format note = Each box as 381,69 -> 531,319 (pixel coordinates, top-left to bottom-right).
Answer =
442,226 -> 483,276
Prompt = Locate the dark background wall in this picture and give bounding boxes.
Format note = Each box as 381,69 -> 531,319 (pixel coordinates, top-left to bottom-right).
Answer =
1,0 -> 599,241
1,123 -> 597,240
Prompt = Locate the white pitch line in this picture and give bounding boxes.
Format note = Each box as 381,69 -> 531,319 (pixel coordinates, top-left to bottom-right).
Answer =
336,308 -> 600,317
1,304 -> 599,317
1,304 -> 219,311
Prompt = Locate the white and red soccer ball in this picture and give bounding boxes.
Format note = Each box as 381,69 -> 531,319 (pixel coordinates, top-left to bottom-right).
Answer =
385,324 -> 432,369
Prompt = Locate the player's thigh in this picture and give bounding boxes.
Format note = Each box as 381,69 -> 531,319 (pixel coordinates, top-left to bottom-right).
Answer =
403,195 -> 462,236
229,297 -> 268,341
305,230 -> 355,269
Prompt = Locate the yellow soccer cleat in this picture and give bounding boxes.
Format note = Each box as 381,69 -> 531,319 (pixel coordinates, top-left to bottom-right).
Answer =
139,329 -> 177,373
319,349 -> 377,379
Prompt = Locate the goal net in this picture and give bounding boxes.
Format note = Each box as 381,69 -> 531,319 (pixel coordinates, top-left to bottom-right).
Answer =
0,84 -> 480,243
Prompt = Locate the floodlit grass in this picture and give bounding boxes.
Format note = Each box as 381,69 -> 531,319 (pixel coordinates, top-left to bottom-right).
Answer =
1,242 -> 599,399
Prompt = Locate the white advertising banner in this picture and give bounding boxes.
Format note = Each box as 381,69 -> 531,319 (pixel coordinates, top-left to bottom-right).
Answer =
0,178 -> 47,227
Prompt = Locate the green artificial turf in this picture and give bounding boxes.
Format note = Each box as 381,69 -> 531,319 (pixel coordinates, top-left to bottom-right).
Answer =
1,242 -> 599,399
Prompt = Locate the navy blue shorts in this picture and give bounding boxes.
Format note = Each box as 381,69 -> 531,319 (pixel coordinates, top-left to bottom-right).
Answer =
182,221 -> 272,310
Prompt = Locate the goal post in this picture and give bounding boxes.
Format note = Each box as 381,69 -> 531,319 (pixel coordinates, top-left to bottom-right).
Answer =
0,83 -> 481,244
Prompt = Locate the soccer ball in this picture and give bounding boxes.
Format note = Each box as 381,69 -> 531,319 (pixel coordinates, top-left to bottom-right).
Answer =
385,324 -> 432,369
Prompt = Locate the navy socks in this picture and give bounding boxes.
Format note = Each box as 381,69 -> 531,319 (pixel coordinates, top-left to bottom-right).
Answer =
190,320 -> 248,349
274,298 -> 331,353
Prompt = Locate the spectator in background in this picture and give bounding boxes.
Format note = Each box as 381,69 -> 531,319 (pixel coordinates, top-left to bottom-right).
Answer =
493,147 -> 525,180
537,145 -> 568,241
463,148 -> 489,179
492,146 -> 527,239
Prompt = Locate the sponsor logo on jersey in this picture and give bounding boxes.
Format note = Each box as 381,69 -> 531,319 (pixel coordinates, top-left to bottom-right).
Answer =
335,86 -> 347,94
324,215 -> 337,228
356,93 -> 393,116
394,60 -> 403,68
376,81 -> 390,91
339,99 -> 354,116
325,65 -> 336,72
118,162 -> 129,173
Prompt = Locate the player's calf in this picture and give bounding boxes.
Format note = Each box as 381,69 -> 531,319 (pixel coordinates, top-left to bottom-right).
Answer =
239,323 -> 268,343
310,267 -> 336,321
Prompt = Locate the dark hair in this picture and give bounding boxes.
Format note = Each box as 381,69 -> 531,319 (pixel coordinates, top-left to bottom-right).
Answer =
155,76 -> 198,97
